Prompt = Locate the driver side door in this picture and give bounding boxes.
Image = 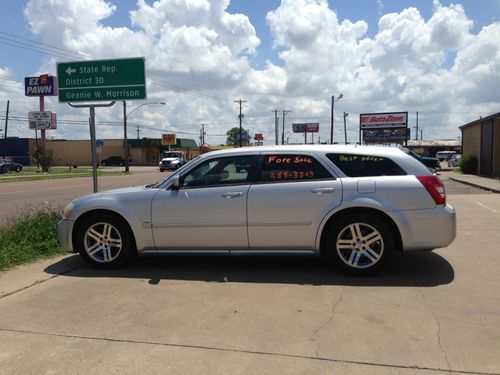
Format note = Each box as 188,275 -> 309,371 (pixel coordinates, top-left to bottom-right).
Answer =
151,155 -> 256,249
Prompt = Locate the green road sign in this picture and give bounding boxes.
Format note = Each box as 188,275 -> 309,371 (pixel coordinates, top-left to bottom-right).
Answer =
57,57 -> 146,103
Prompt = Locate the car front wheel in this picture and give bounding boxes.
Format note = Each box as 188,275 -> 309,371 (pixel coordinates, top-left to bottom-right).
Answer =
76,213 -> 134,269
326,213 -> 393,275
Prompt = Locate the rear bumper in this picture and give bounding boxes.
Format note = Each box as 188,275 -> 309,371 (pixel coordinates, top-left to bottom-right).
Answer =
397,204 -> 456,251
57,219 -> 75,253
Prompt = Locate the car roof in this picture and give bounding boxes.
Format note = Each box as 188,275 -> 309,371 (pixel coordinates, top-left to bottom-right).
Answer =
201,144 -> 406,158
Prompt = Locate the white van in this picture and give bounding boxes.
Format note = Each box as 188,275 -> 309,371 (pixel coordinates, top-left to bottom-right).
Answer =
436,151 -> 456,161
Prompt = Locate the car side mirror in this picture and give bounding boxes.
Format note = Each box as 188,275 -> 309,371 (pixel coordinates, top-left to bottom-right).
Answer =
171,175 -> 184,189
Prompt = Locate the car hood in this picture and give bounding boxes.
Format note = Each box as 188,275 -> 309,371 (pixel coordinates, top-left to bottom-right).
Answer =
72,185 -> 157,204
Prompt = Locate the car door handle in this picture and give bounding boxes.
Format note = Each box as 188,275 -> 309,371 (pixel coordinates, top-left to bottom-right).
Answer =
311,187 -> 335,195
221,192 -> 244,199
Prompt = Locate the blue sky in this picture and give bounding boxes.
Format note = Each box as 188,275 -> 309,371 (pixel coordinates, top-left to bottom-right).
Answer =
1,0 -> 498,78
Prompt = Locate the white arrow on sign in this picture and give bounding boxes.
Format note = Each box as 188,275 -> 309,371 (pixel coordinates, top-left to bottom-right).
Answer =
65,67 -> 76,76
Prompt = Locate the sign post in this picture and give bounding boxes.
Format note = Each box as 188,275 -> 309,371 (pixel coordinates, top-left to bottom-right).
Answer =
58,57 -> 146,192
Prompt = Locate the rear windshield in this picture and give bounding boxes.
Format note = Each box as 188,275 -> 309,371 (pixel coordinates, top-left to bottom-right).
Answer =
326,154 -> 406,177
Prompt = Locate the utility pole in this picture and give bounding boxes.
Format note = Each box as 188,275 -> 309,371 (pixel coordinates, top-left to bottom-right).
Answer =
200,123 -> 206,145
273,110 -> 279,145
420,129 -> 423,141
330,94 -> 343,144
415,111 -> 419,140
282,110 -> 291,145
123,101 -> 130,172
343,112 -> 349,144
4,100 -> 9,138
234,99 -> 246,147
136,125 -> 141,139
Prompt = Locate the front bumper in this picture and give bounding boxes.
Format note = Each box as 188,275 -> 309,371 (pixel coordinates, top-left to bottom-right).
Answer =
57,219 -> 75,253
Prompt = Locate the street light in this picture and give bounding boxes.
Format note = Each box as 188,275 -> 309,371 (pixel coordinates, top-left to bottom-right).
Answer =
343,112 -> 349,144
123,101 -> 166,172
330,93 -> 343,144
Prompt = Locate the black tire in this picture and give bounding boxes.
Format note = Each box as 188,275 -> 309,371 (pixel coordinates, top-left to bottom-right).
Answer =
101,162 -> 106,166
159,168 -> 164,172
15,166 -> 21,172
76,213 -> 135,269
325,213 -> 393,276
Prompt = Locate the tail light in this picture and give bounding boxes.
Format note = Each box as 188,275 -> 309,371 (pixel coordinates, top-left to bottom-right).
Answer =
416,175 -> 446,205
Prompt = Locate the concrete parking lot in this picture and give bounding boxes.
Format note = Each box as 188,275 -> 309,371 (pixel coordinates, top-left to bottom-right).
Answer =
0,170 -> 499,374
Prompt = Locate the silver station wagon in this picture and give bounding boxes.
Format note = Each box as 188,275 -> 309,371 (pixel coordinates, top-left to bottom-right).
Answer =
58,145 -> 456,275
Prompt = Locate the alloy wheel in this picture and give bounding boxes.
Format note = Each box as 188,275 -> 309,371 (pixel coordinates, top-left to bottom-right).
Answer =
84,222 -> 123,263
336,223 -> 384,269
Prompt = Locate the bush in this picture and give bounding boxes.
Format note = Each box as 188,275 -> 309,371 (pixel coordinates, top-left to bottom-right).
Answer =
460,154 -> 478,174
0,208 -> 62,271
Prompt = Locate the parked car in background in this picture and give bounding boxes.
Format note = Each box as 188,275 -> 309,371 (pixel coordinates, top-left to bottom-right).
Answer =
58,145 -> 456,276
399,148 -> 440,172
0,160 -> 23,172
436,151 -> 456,162
101,156 -> 132,166
0,162 -> 11,174
448,154 -> 462,167
159,151 -> 186,171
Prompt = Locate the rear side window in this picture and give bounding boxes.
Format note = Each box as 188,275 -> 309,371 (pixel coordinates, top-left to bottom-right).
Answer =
326,154 -> 406,177
259,154 -> 332,182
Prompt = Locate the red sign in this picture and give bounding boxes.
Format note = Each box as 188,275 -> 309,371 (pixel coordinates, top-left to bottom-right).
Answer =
360,112 -> 407,129
254,133 -> 263,141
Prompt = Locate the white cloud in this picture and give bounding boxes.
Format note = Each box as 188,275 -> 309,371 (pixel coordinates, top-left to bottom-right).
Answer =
4,0 -> 498,144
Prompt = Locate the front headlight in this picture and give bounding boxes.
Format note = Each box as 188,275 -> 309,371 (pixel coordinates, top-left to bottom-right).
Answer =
62,202 -> 75,220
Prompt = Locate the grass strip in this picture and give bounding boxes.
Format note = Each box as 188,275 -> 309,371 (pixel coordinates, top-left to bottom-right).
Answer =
0,209 -> 63,272
0,171 -> 128,183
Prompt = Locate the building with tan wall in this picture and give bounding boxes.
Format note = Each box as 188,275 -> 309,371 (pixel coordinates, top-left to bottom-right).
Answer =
460,113 -> 500,177
47,138 -> 199,166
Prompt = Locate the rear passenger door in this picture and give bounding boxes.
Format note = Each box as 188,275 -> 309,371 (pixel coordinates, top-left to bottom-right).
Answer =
247,153 -> 342,250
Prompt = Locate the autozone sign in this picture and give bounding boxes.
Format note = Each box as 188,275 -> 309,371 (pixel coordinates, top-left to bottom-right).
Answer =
360,112 -> 407,129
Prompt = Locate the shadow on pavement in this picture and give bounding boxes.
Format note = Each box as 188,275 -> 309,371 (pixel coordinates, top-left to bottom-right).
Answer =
45,251 -> 454,287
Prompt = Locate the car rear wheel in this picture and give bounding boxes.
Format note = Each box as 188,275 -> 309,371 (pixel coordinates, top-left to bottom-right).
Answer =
15,166 -> 21,172
326,213 -> 393,275
76,213 -> 134,269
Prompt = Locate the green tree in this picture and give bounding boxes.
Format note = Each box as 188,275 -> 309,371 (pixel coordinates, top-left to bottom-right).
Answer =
32,149 -> 54,172
226,127 -> 249,146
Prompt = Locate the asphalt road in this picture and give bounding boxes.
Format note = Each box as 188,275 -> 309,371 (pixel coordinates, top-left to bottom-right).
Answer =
0,168 -> 499,374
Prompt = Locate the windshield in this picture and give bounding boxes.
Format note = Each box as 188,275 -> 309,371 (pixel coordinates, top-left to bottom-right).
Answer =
162,152 -> 182,158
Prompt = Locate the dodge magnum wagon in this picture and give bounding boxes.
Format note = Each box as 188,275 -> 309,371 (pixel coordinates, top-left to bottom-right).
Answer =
58,145 -> 456,275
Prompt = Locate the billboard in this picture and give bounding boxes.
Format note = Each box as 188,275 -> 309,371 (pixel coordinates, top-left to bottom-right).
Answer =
292,123 -> 319,133
25,75 -> 58,96
162,134 -> 176,145
360,112 -> 407,129
29,111 -> 57,130
362,128 -> 410,142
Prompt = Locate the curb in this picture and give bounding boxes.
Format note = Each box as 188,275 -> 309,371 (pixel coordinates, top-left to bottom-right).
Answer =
449,177 -> 500,194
